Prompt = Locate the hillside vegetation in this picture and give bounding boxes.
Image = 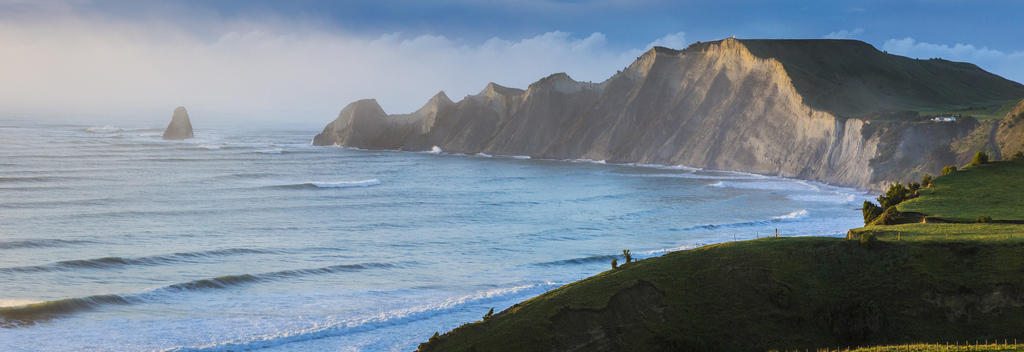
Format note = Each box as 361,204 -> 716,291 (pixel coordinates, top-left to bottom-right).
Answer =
419,156 -> 1024,352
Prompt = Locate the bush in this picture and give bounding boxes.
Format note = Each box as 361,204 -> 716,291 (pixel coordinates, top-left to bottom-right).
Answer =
1013,151 -> 1024,160
622,249 -> 632,263
862,201 -> 883,225
942,165 -> 957,176
611,258 -> 618,269
860,232 -> 877,246
483,307 -> 494,320
877,183 -> 910,209
978,216 -> 993,223
968,151 -> 990,167
873,206 -> 900,225
921,174 -> 933,188
907,182 -> 920,194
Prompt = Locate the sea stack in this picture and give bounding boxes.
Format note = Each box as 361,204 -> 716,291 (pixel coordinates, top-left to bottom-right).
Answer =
162,106 -> 194,140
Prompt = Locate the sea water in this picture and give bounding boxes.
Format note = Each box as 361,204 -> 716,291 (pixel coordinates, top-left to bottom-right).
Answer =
0,119 -> 868,351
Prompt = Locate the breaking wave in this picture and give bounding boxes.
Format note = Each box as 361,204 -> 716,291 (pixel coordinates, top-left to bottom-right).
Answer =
533,254 -> 620,267
268,179 -> 381,189
0,248 -> 278,274
681,209 -> 810,231
0,238 -> 100,250
0,262 -> 397,326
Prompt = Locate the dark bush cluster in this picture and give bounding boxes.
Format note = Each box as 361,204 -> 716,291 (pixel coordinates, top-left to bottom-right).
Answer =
877,183 -> 910,209
977,216 -> 993,223
920,174 -> 933,188
1013,151 -> 1024,160
875,206 -> 901,225
862,201 -> 883,225
859,232 -> 878,246
968,151 -> 990,167
942,165 -> 957,176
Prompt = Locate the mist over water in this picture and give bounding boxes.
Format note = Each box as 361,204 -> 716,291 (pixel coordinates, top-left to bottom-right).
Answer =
0,118 -> 867,351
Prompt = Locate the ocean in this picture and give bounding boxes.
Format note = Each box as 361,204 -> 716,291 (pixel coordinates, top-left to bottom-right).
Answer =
0,119 -> 868,351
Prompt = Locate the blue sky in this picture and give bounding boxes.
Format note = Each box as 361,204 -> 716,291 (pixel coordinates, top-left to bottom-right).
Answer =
2,0 -> 1022,124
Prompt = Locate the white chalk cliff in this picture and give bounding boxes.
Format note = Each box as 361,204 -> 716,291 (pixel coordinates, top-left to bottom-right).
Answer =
313,39 -> 1024,190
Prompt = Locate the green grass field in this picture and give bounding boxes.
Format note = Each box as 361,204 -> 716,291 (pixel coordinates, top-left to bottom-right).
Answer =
896,158 -> 1024,222
917,98 -> 1023,121
850,223 -> 1024,242
844,342 -> 1024,352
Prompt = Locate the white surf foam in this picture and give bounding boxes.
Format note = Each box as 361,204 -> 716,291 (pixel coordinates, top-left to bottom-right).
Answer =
85,126 -> 124,133
255,148 -> 283,154
429,146 -> 442,154
162,281 -> 560,352
771,209 -> 809,220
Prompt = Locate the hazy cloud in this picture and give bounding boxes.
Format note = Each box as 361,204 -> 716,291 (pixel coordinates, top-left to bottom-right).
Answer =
0,14 -> 686,126
823,28 -> 864,39
883,37 -> 1024,83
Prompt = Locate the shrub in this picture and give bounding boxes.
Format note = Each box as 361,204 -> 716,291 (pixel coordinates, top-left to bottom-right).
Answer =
873,206 -> 900,225
877,183 -> 910,209
862,201 -> 883,225
1013,151 -> 1024,160
978,216 -> 993,223
921,174 -> 933,188
968,151 -> 990,167
860,232 -> 878,246
483,307 -> 494,320
907,182 -> 921,194
622,249 -> 633,263
942,165 -> 957,176
611,258 -> 618,269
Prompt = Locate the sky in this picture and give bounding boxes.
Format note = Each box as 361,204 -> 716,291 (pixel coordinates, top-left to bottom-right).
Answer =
1,0 -> 1023,127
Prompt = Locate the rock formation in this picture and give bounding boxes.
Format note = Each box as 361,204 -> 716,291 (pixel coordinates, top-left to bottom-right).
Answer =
313,38 -> 1024,190
162,106 -> 194,140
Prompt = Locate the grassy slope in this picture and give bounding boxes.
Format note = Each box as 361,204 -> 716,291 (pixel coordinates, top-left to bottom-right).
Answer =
418,238 -> 1024,352
734,39 -> 1024,118
897,158 -> 1024,222
918,98 -> 1023,121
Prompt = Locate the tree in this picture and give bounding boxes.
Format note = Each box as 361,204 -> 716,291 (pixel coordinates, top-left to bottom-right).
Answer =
1013,151 -> 1024,160
908,182 -> 921,194
968,151 -> 990,167
622,249 -> 633,263
877,183 -> 910,209
942,165 -> 957,176
611,258 -> 618,270
862,201 -> 883,225
483,307 -> 494,320
921,174 -> 933,188
875,206 -> 901,225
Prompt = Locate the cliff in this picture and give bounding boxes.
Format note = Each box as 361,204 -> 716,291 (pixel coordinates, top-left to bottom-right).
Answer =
313,38 -> 1024,190
162,106 -> 194,140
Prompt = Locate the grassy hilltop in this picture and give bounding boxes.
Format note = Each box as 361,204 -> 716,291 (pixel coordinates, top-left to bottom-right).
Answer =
418,157 -> 1024,351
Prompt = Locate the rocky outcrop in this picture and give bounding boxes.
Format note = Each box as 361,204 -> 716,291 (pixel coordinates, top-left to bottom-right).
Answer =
314,38 -> 1024,190
162,106 -> 194,140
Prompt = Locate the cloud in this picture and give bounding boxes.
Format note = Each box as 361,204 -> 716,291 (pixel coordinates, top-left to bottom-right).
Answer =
882,37 -> 1024,83
648,32 -> 688,49
823,28 -> 864,39
0,13 -> 687,126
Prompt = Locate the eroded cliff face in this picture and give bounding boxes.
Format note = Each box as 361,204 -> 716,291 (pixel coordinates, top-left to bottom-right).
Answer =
313,38 -> 1023,190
